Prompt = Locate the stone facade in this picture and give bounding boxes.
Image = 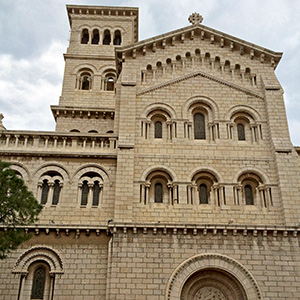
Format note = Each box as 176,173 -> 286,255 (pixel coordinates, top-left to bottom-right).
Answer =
0,5 -> 300,300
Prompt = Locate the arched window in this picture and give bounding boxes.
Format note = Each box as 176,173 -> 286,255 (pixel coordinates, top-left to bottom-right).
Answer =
70,129 -> 80,133
52,180 -> 61,205
103,29 -> 111,45
81,180 -> 89,206
88,130 -> 98,133
141,170 -> 177,205
190,171 -> 219,206
154,121 -> 162,138
102,70 -> 116,91
91,29 -> 99,44
41,180 -> 49,205
79,172 -> 103,207
237,123 -> 246,140
199,184 -> 208,204
106,77 -> 115,91
38,172 -> 63,206
93,181 -> 100,206
81,29 -> 89,44
113,30 -> 122,45
245,185 -> 254,205
31,266 -> 46,299
155,183 -> 163,203
79,72 -> 92,90
194,113 -> 205,139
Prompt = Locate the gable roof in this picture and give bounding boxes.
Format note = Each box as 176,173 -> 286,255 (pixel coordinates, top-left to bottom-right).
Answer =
116,22 -> 282,70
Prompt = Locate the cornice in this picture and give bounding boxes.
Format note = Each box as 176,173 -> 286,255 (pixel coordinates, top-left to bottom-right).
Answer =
0,150 -> 117,159
116,23 -> 282,68
1,223 -> 299,238
137,70 -> 264,99
50,105 -> 115,120
63,53 -> 115,61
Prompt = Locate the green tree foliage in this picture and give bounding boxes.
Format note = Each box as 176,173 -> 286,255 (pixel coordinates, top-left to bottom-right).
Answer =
0,161 -> 42,259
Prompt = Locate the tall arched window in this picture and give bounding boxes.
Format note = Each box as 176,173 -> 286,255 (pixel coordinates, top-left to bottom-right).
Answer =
31,266 -> 46,299
91,29 -> 99,44
39,172 -> 63,206
113,30 -> 122,45
155,183 -> 163,203
154,121 -> 162,138
79,172 -> 103,207
81,180 -> 89,206
41,180 -> 49,205
103,29 -> 111,45
194,113 -> 206,139
81,29 -> 89,44
141,170 -> 176,205
199,184 -> 208,204
245,185 -> 254,205
79,72 -> 92,90
106,77 -> 115,91
237,123 -> 246,140
93,181 -> 100,206
52,180 -> 61,205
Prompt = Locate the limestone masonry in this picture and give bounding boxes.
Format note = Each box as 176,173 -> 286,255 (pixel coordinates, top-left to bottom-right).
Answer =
0,5 -> 300,300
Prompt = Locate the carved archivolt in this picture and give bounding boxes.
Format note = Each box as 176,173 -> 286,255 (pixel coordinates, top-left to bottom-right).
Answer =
12,246 -> 64,275
166,253 -> 262,300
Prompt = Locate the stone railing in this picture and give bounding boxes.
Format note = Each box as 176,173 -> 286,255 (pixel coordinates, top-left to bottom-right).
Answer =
0,131 -> 118,156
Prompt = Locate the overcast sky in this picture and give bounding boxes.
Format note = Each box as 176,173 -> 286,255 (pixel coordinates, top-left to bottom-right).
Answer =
0,0 -> 299,145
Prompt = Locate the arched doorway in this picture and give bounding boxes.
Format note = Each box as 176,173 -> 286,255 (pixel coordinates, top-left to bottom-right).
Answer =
166,253 -> 262,300
180,269 -> 247,300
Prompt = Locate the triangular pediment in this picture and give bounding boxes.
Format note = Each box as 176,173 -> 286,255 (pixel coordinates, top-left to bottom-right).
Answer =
116,23 -> 282,69
137,70 -> 264,99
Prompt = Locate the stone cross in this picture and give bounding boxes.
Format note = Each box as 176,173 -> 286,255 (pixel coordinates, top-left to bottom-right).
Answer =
188,13 -> 203,25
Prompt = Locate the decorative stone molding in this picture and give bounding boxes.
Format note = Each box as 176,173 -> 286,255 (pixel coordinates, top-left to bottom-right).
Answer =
137,70 -> 264,99
165,253 -> 262,300
12,246 -> 64,275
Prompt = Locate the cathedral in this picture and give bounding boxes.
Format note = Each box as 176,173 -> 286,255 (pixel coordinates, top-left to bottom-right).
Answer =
1,4 -> 300,300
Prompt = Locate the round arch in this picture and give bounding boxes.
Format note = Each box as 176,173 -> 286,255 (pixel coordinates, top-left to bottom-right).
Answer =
225,105 -> 261,122
33,163 -> 70,183
233,167 -> 270,184
9,163 -> 31,182
166,253 -> 262,300
183,95 -> 219,120
187,166 -> 223,183
73,63 -> 97,75
72,163 -> 110,183
140,165 -> 177,182
12,246 -> 64,275
141,102 -> 177,120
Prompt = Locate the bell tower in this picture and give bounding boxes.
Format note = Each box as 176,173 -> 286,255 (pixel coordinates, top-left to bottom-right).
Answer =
51,5 -> 138,133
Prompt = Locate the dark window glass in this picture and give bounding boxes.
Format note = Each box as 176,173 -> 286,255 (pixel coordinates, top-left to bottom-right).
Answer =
81,181 -> 89,206
81,76 -> 90,90
52,180 -> 60,205
237,123 -> 246,140
155,121 -> 162,138
92,181 -> 100,206
103,30 -> 111,45
41,180 -> 49,205
81,29 -> 89,44
155,183 -> 163,203
199,184 -> 208,204
92,29 -> 99,44
31,267 -> 46,299
245,185 -> 254,205
113,30 -> 122,45
107,77 -> 114,91
194,113 -> 205,139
